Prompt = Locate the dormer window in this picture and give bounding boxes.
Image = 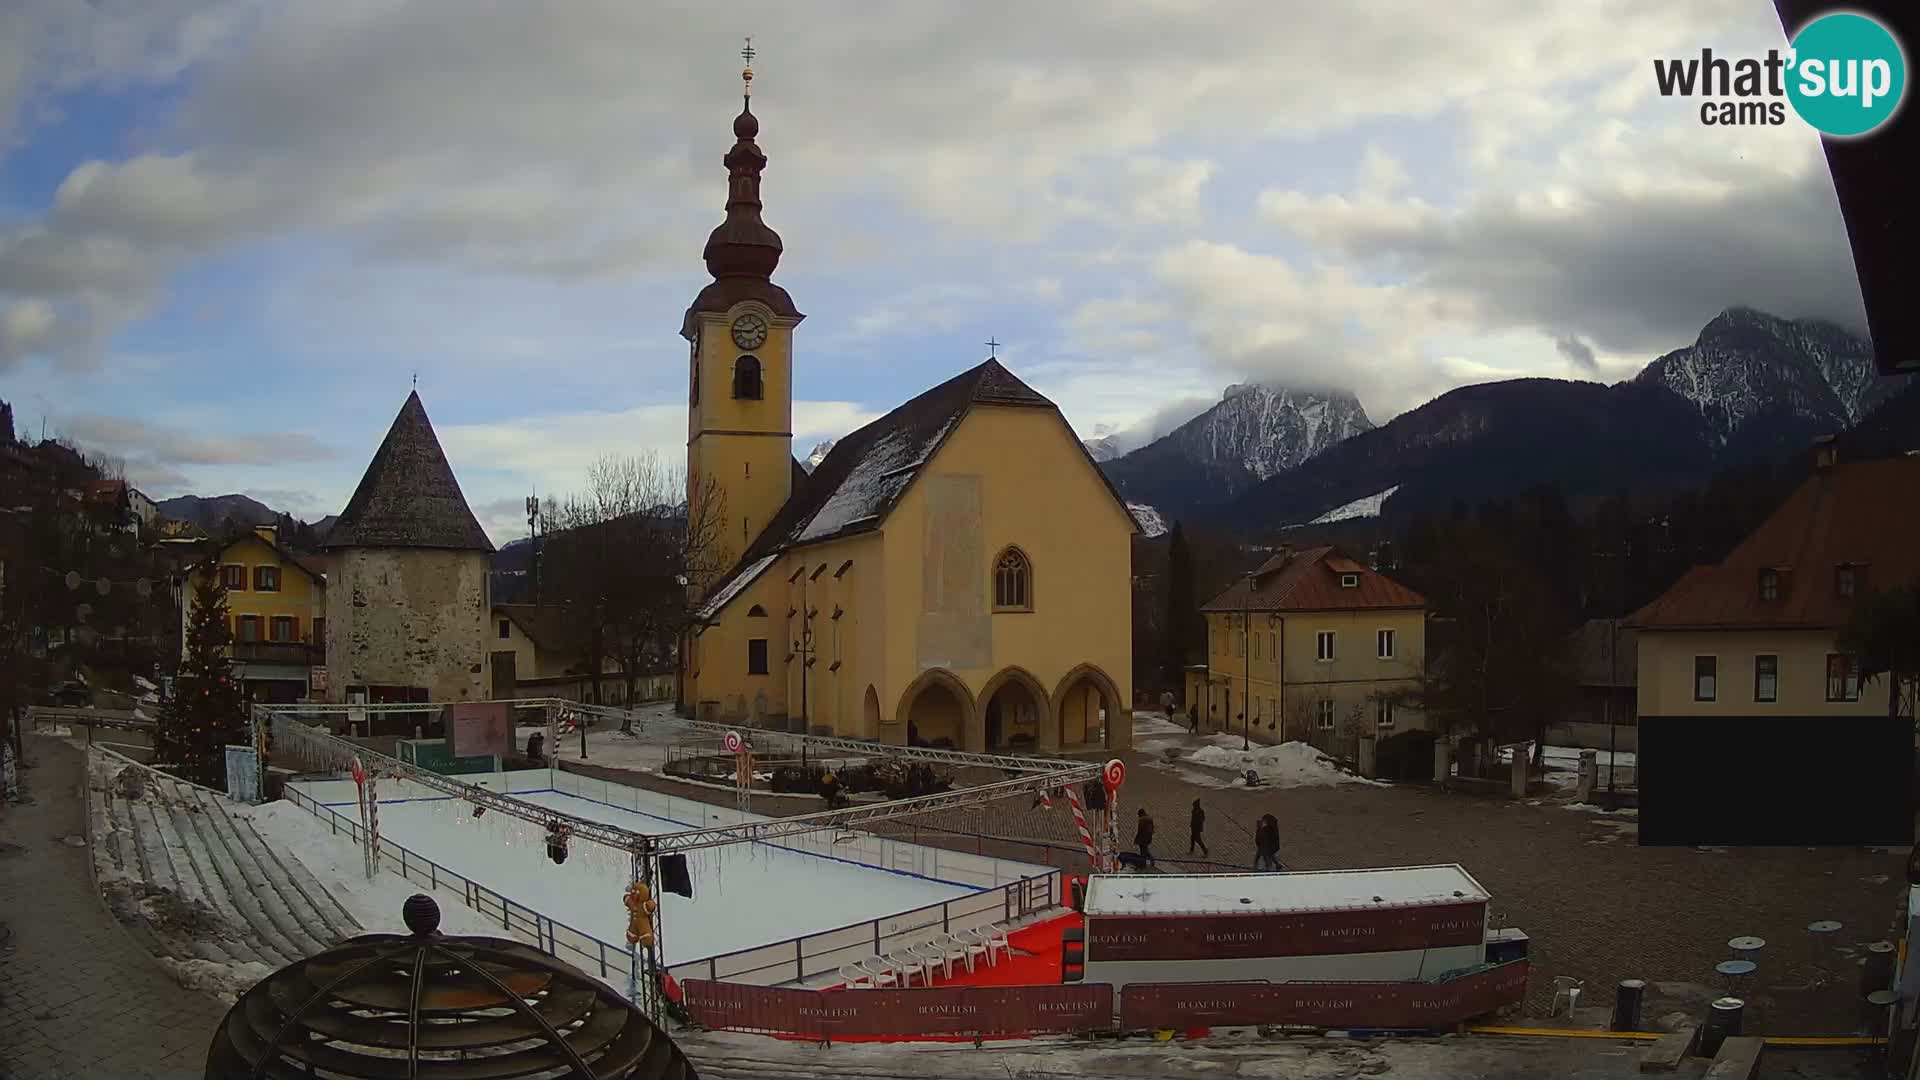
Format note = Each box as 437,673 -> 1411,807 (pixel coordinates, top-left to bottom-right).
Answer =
1758,569 -> 1780,602
1339,573 -> 1359,589
732,355 -> 763,400
1835,564 -> 1858,598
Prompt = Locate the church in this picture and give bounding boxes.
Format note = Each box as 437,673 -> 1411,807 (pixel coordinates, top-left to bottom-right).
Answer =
678,56 -> 1136,753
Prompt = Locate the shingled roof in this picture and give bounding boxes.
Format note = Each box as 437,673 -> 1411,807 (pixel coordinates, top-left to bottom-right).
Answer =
323,392 -> 494,553
697,357 -> 1134,620
1627,452 -> 1920,631
1202,546 -> 1426,613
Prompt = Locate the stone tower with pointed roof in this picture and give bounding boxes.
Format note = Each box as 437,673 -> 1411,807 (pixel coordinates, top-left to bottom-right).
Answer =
322,392 -> 496,705
676,50 -> 1138,751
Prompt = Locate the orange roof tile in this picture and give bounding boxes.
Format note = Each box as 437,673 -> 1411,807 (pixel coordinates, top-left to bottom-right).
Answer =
1628,453 -> 1920,631
1202,546 -> 1426,614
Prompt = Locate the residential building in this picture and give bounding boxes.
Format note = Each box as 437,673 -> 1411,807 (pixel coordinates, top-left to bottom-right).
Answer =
1627,443 -> 1919,721
489,603 -> 671,706
179,524 -> 328,702
1554,617 -> 1640,750
1193,546 -> 1427,751
680,81 -> 1135,750
322,392 -> 495,705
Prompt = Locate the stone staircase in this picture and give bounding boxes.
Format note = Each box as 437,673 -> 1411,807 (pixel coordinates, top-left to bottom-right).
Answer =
87,749 -> 362,972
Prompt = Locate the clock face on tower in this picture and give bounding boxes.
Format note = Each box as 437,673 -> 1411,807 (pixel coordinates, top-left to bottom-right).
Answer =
731,313 -> 769,350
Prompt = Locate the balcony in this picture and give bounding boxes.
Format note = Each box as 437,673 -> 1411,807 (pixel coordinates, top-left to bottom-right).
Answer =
229,641 -> 323,666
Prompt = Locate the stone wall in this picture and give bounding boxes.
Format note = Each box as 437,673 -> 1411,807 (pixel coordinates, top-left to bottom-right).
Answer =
325,547 -> 488,703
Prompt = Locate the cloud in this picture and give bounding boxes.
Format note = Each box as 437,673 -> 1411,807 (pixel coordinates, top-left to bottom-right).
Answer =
1555,335 -> 1598,374
53,413 -> 337,467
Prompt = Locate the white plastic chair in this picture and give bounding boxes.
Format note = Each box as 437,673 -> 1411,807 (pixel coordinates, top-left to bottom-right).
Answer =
975,924 -> 1012,966
910,941 -> 951,981
886,949 -> 932,986
858,956 -> 897,988
1550,976 -> 1584,1017
839,962 -> 870,989
937,932 -> 984,975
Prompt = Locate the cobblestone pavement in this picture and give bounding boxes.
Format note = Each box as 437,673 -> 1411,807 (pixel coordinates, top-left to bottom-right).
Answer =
0,736 -> 228,1080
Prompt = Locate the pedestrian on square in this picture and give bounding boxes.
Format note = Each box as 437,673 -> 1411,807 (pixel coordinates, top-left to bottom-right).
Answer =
1161,689 -> 1175,716
1254,814 -> 1282,870
818,767 -> 841,809
1189,798 -> 1209,856
1134,808 -> 1157,866
1188,703 -> 1201,734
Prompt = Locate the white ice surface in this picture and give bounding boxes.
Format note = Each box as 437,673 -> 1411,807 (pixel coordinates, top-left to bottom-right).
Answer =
296,786 -> 977,966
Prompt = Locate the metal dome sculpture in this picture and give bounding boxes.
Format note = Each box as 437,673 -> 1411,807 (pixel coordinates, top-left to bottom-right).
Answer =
205,894 -> 698,1079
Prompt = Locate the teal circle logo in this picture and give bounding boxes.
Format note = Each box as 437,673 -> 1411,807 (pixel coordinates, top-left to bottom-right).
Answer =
1786,12 -> 1907,137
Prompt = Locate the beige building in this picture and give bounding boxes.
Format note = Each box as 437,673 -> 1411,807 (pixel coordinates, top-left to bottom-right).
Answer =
1628,446 -> 1919,721
1191,547 -> 1428,750
679,82 -> 1135,751
323,392 -> 495,705
489,603 -> 672,706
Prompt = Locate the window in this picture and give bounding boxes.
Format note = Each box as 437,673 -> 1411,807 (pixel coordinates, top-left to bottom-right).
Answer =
269,616 -> 297,643
732,355 -> 763,400
220,564 -> 246,590
1377,628 -> 1396,660
1758,569 -> 1779,602
1835,565 -> 1857,598
1340,573 -> 1359,589
253,565 -> 280,592
498,619 -> 511,640
1315,699 -> 1336,730
314,617 -> 326,645
1375,697 -> 1395,729
1268,698 -> 1277,728
237,615 -> 261,643
1693,656 -> 1717,702
1826,653 -> 1862,702
747,638 -> 769,675
747,604 -> 768,617
1754,655 -> 1778,703
993,548 -> 1032,611
1253,634 -> 1262,661
1316,631 -> 1336,662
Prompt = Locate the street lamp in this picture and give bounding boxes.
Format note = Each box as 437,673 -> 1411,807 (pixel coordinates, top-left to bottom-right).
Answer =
1241,570 -> 1254,751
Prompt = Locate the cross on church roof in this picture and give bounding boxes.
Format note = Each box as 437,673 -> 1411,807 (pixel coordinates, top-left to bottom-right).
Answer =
741,36 -> 755,98
985,337 -> 1001,357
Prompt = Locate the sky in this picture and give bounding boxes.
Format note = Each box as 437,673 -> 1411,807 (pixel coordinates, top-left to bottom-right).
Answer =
0,1 -> 1871,545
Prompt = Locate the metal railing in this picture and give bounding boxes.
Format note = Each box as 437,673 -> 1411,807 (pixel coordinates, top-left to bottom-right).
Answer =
280,784 -> 642,987
667,870 -> 1060,987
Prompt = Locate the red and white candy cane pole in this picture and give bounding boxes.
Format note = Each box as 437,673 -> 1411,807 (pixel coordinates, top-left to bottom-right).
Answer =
1101,759 -> 1127,873
1065,783 -> 1099,871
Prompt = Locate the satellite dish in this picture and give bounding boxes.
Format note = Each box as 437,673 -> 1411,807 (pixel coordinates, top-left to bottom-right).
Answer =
64,571 -> 81,591
96,577 -> 111,596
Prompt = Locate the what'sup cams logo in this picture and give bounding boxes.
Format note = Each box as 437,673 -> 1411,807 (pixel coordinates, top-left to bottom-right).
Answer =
1654,11 -> 1907,137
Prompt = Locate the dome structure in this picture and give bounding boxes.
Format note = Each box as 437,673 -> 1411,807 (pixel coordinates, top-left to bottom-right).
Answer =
204,895 -> 697,1079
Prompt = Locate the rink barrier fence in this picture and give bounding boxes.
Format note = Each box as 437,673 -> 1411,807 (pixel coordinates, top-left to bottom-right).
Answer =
681,958 -> 1530,1038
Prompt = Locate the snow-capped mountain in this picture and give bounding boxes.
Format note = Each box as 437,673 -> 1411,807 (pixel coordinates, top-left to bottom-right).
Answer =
1102,384 -> 1374,520
1127,503 -> 1168,538
1083,424 -> 1134,462
801,440 -> 836,474
1632,307 -> 1893,444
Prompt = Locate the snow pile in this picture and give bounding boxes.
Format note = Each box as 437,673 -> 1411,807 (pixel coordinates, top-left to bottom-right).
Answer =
1184,738 -> 1386,787
159,957 -> 276,1003
1307,485 -> 1401,525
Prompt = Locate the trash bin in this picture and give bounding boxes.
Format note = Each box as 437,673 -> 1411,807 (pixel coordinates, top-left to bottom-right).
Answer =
1701,997 -> 1744,1056
1613,979 -> 1645,1033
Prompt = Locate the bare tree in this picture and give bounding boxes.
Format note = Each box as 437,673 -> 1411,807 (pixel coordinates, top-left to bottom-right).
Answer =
543,454 -> 729,730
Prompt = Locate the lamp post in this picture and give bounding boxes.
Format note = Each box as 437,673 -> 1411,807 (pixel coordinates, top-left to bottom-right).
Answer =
792,572 -> 816,738
1606,619 -> 1618,805
1242,571 -> 1254,751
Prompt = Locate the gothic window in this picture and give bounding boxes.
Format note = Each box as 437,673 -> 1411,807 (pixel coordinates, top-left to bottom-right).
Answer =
733,355 -> 763,400
747,605 -> 767,617
993,547 -> 1032,611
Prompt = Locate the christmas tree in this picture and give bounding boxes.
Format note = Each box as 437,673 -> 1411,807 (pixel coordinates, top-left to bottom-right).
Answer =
158,573 -> 247,787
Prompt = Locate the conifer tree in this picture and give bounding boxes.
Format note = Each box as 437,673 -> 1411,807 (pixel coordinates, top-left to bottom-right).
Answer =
1164,522 -> 1194,689
158,574 -> 247,786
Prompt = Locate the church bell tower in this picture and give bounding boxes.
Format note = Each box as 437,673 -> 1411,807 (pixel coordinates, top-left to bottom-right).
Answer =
683,39 -> 806,576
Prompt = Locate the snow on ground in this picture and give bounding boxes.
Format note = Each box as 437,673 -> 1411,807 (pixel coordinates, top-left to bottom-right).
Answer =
1496,744 -> 1637,789
159,957 -> 277,1004
1306,485 -> 1401,525
290,785 -> 978,966
243,800 -> 507,939
1184,737 -> 1387,788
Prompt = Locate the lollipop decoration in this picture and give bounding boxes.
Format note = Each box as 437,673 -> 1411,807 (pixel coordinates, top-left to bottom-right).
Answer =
722,730 -> 744,754
1102,758 -> 1126,793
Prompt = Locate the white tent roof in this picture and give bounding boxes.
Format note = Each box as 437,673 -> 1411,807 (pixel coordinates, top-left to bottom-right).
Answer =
1084,865 -> 1490,917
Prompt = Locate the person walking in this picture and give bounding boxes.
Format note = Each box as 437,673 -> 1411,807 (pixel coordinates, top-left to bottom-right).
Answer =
1188,702 -> 1201,734
1134,808 -> 1157,866
1188,798 -> 1209,856
818,767 -> 841,809
1254,814 -> 1282,870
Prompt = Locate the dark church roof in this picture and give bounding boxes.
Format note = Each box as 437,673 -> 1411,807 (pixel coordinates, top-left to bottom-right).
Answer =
323,392 -> 494,553
698,357 -> 1134,620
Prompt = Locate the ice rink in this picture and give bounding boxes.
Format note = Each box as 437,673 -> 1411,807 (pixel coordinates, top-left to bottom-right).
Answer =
293,780 -> 990,967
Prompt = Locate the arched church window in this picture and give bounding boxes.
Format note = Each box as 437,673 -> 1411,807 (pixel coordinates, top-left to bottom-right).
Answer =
993,547 -> 1033,612
747,604 -> 767,617
733,355 -> 763,400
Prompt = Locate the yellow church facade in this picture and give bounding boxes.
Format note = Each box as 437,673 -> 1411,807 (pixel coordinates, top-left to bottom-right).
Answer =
676,70 -> 1134,753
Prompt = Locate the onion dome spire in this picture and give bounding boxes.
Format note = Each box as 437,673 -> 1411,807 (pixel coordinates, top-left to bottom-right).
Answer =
703,36 -> 783,281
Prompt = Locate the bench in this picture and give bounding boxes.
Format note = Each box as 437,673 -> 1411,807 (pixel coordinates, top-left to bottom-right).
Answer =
1639,1027 -> 1697,1072
1702,1036 -> 1763,1079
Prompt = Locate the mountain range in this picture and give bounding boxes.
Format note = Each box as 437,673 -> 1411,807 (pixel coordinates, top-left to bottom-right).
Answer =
1099,307 -> 1912,533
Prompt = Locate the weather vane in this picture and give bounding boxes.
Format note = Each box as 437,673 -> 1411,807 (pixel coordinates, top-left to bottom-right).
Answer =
741,36 -> 755,98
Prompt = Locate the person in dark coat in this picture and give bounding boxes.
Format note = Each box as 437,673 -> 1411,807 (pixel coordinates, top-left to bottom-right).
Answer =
818,767 -> 841,809
1134,808 -> 1156,866
525,730 -> 546,764
1254,814 -> 1283,870
1187,702 -> 1201,734
1188,798 -> 1209,856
